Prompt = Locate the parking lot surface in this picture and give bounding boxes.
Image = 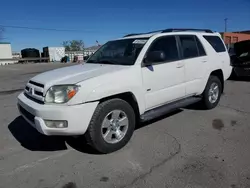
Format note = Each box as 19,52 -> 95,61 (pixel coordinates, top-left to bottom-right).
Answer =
0,63 -> 250,188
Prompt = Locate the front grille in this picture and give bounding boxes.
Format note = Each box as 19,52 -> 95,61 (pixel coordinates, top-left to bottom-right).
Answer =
19,104 -> 35,123
24,93 -> 44,104
24,80 -> 45,104
34,90 -> 43,96
29,81 -> 44,88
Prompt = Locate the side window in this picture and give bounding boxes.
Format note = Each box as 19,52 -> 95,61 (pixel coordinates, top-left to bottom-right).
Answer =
203,36 -> 226,52
195,36 -> 206,56
179,35 -> 199,59
148,36 -> 179,62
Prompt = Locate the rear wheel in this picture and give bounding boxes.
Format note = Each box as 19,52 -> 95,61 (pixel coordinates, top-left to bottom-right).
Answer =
85,99 -> 135,154
201,76 -> 222,109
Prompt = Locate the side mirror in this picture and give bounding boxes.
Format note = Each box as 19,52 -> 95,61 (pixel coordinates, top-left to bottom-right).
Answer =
144,51 -> 166,65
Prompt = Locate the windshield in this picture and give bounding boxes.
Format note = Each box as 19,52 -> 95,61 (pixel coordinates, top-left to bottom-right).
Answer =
86,38 -> 149,65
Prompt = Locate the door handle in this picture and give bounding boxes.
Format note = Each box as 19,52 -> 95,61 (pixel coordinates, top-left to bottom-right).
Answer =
202,60 -> 207,63
176,63 -> 184,68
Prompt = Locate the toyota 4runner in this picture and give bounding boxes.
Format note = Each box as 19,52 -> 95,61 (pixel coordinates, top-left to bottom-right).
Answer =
17,28 -> 232,153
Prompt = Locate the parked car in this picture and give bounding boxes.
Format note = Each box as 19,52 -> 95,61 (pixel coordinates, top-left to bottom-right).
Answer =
17,28 -> 232,153
230,40 -> 250,77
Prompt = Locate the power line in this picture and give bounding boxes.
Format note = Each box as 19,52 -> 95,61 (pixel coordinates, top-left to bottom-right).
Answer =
0,24 -> 94,32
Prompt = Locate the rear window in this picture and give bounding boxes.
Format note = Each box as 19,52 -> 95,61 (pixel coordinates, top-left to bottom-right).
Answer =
179,35 -> 199,58
195,36 -> 206,56
203,36 -> 226,53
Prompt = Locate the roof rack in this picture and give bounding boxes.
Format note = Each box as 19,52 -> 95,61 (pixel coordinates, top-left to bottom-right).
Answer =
123,33 -> 144,37
162,28 -> 213,33
123,28 -> 213,37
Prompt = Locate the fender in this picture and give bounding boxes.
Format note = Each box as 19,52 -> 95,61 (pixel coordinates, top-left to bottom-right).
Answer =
197,69 -> 225,95
85,83 -> 146,115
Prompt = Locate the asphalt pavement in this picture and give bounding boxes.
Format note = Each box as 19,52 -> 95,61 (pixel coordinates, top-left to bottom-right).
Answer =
0,63 -> 250,188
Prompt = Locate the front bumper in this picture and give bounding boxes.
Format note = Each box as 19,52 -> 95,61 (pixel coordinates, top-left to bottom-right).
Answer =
234,67 -> 250,77
17,92 -> 98,136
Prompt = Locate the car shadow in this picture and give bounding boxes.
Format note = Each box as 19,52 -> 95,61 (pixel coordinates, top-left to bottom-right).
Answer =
8,116 -> 67,151
65,137 -> 100,155
228,76 -> 250,82
9,110 -> 183,154
66,110 -> 183,154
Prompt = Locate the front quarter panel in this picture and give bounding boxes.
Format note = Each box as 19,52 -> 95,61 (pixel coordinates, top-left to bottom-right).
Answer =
67,66 -> 146,114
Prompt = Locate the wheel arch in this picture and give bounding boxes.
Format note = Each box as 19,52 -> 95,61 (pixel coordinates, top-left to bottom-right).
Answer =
99,92 -> 141,123
200,69 -> 224,95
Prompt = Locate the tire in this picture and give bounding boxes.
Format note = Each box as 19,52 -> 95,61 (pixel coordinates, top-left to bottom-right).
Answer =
201,75 -> 222,110
85,98 -> 136,154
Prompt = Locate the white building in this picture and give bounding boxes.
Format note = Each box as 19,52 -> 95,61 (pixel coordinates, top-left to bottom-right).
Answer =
65,51 -> 84,62
12,51 -> 21,59
43,47 -> 65,62
0,42 -> 15,65
64,45 -> 101,62
84,45 -> 101,56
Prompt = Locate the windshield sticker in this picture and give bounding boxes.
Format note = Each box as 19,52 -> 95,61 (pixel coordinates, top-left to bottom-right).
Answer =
133,40 -> 148,44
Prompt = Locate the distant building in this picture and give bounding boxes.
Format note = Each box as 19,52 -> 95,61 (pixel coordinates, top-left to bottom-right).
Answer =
220,31 -> 250,48
65,51 -> 84,62
43,47 -> 65,62
84,45 -> 101,56
64,45 -> 101,62
12,52 -> 21,59
0,42 -> 15,65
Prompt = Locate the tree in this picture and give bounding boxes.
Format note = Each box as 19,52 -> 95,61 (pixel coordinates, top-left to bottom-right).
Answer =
62,40 -> 84,51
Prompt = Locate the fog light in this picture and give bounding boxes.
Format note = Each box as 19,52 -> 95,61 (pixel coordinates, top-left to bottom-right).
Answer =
44,120 -> 68,128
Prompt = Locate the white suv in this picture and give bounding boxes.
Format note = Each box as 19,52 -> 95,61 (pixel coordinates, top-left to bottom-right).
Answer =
17,28 -> 232,153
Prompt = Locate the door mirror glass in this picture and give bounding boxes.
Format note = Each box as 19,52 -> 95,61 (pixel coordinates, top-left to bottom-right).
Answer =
144,51 -> 166,65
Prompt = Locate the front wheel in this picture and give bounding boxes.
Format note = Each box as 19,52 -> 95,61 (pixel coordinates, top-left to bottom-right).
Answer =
201,76 -> 222,110
85,99 -> 136,154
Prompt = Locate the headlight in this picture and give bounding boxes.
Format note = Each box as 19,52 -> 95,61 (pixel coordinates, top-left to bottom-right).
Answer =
45,85 -> 79,104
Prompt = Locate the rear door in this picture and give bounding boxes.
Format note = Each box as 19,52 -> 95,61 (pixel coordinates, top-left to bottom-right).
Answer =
177,35 -> 208,96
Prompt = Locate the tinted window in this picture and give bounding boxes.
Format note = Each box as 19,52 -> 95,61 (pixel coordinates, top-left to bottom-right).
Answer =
148,36 -> 179,62
203,36 -> 226,52
195,36 -> 206,56
179,35 -> 199,58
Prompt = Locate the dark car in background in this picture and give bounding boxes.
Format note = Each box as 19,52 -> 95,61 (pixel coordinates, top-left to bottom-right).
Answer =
230,40 -> 250,77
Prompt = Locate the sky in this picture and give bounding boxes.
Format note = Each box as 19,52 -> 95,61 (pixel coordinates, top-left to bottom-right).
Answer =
0,0 -> 250,51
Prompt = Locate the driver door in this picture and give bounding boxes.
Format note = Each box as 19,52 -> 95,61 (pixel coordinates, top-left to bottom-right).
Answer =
141,35 -> 186,110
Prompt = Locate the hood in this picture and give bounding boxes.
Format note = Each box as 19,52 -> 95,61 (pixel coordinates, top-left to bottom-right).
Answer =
30,63 -> 128,86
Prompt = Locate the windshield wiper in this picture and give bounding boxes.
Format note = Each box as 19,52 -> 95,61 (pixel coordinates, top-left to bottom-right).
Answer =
98,60 -> 117,65
87,59 -> 118,65
87,60 -> 97,63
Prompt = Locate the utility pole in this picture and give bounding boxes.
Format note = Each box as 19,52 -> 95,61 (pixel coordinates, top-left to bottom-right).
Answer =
0,27 -> 4,41
224,18 -> 228,33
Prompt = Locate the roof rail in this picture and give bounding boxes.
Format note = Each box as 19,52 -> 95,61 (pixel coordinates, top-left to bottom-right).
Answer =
123,28 -> 213,37
123,30 -> 162,37
123,33 -> 143,37
162,28 -> 213,33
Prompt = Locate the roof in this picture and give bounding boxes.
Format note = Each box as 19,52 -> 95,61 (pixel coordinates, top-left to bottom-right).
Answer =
121,31 -> 219,40
237,30 -> 250,34
221,31 -> 250,35
120,28 -> 220,40
0,42 -> 10,44
122,33 -> 156,39
85,45 -> 101,51
123,28 -> 213,38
